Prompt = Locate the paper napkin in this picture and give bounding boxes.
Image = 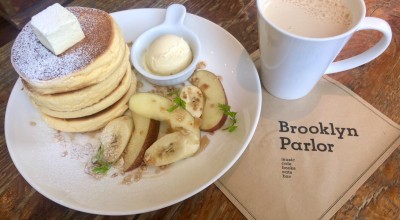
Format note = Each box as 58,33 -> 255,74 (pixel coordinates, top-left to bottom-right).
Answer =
216,51 -> 400,220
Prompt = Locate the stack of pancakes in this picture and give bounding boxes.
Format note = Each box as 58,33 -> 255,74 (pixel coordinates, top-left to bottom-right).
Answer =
11,7 -> 136,132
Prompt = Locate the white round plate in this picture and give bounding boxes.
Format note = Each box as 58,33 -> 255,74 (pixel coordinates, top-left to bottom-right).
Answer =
5,8 -> 261,215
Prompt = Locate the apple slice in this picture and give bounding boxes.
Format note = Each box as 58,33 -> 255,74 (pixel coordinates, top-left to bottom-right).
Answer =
122,111 -> 160,172
179,85 -> 204,118
157,121 -> 172,138
129,93 -> 200,166
129,93 -> 199,134
189,70 -> 228,132
100,116 -> 133,163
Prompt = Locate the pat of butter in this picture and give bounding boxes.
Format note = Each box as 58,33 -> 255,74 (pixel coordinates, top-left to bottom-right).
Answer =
30,3 -> 85,55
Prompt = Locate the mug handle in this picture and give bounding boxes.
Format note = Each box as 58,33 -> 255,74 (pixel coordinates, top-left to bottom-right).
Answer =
325,17 -> 392,74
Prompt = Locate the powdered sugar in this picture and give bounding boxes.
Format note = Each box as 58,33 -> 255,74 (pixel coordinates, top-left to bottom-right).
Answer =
11,7 -> 112,81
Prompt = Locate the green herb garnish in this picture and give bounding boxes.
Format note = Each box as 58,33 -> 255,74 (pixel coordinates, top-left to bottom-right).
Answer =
92,163 -> 111,174
91,144 -> 111,174
167,90 -> 186,112
219,103 -> 238,132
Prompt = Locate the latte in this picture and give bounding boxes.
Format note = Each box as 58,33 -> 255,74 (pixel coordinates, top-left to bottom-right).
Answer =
263,0 -> 352,38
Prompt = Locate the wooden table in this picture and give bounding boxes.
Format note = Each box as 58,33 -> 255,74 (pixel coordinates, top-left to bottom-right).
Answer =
1,0 -> 399,219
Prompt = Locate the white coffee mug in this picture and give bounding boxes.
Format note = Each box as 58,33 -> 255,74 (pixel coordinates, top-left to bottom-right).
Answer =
257,0 -> 392,100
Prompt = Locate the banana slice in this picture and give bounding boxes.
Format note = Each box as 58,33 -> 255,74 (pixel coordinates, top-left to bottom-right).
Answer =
100,115 -> 133,163
180,85 -> 204,118
144,130 -> 200,166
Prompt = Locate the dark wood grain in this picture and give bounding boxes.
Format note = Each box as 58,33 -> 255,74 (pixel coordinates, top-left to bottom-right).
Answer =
0,0 -> 398,219
0,0 -> 71,29
0,16 -> 19,47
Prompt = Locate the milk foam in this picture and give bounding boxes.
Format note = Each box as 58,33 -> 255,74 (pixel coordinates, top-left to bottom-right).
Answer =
264,0 -> 352,38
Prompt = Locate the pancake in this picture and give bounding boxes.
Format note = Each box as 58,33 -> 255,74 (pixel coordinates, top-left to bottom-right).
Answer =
41,77 -> 136,133
24,47 -> 130,112
11,7 -> 126,94
11,6 -> 136,133
37,67 -> 136,118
